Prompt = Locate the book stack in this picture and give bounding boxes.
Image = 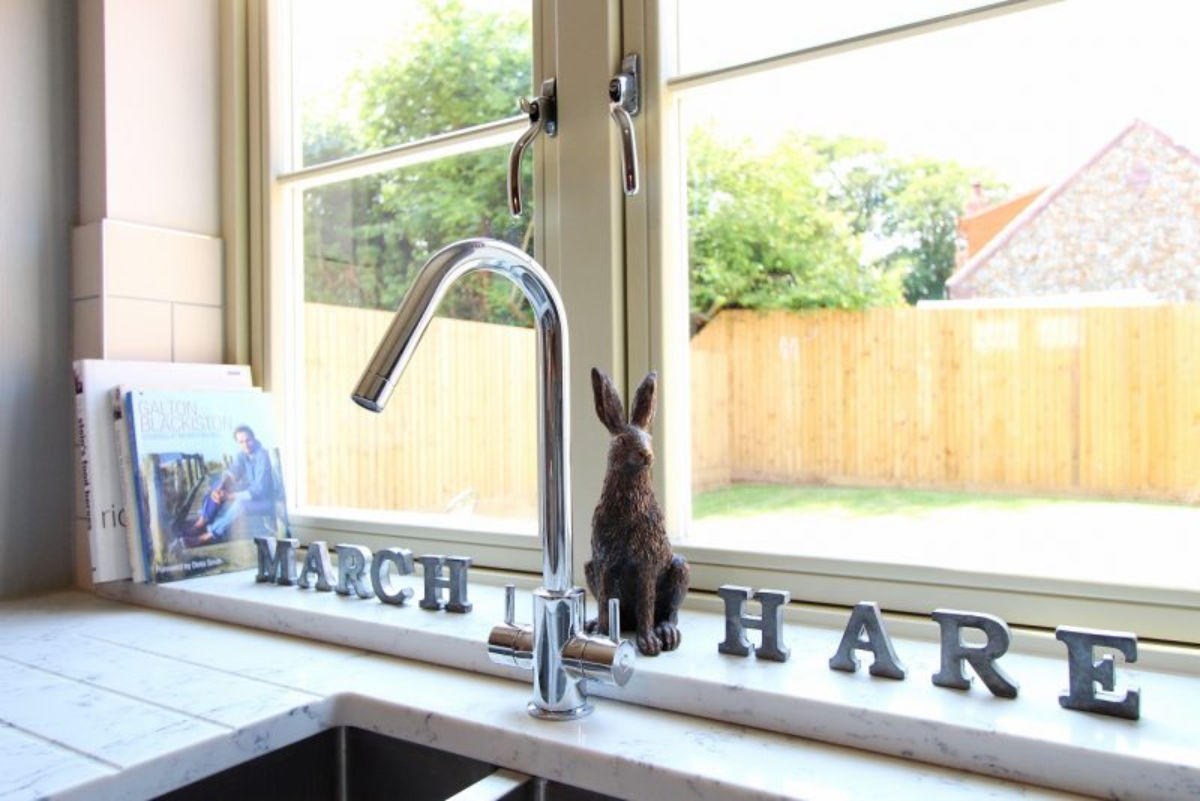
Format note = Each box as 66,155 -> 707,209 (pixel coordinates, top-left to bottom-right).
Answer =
73,360 -> 291,584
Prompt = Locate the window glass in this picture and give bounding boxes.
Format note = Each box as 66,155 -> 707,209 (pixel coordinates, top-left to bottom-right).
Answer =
301,149 -> 536,525
678,0 -> 1200,591
291,0 -> 532,166
673,0 -> 993,76
291,0 -> 539,532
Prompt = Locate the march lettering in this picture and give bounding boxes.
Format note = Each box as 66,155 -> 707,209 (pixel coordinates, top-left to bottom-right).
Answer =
254,537 -> 472,613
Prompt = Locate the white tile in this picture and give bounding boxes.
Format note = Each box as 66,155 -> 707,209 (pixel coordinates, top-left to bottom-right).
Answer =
72,297 -> 103,360
72,223 -> 102,299
0,723 -> 113,799
106,297 -> 171,361
0,659 -> 226,767
5,631 -> 320,727
171,303 -> 223,363
104,219 -> 222,305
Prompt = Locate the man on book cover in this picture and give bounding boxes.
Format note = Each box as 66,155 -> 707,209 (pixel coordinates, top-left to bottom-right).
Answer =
190,424 -> 277,544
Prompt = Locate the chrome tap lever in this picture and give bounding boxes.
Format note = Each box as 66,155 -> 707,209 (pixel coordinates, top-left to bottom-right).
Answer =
607,597 -> 621,642
561,595 -> 635,688
508,78 -> 557,217
608,54 -> 640,196
488,584 -> 534,670
505,582 -> 517,626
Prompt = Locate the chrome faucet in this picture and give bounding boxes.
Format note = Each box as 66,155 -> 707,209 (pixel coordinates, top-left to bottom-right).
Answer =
352,238 -> 635,720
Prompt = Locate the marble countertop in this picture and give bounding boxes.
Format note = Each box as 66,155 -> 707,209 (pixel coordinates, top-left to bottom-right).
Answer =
1,578 -> 1195,799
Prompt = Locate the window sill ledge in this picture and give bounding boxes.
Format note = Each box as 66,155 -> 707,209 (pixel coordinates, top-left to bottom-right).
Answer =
96,570 -> 1199,799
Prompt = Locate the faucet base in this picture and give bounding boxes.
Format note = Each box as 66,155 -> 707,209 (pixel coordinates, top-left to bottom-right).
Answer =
527,700 -> 594,721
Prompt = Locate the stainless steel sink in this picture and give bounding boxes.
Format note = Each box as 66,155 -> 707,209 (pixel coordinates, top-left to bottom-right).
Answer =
496,776 -> 617,801
156,726 -> 619,801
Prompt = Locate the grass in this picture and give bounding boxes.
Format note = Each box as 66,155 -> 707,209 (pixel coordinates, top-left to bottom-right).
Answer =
691,482 -> 1159,519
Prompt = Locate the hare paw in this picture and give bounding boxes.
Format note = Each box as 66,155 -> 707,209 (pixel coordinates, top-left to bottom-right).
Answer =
655,621 -> 682,651
636,630 -> 662,656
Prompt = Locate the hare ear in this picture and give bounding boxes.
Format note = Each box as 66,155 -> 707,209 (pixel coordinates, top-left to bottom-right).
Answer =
591,367 -> 626,434
630,371 -> 657,431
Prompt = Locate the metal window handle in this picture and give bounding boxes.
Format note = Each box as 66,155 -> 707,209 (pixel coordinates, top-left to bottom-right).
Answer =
508,78 -> 557,217
608,54 -> 640,196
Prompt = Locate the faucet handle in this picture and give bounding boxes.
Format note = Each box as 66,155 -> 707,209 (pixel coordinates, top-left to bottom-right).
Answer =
488,583 -> 534,671
607,597 -> 621,642
505,583 -> 517,626
561,596 -> 635,688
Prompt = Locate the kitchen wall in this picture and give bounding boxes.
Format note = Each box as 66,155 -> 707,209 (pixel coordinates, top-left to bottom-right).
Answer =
0,0 -> 79,597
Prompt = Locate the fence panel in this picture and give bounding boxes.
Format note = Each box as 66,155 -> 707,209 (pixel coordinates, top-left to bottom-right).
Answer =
305,303 -> 1200,509
691,306 -> 1200,501
303,303 -> 538,518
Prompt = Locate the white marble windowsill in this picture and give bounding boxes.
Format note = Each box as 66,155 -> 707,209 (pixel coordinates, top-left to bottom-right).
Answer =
82,567 -> 1200,799
0,591 -> 1098,801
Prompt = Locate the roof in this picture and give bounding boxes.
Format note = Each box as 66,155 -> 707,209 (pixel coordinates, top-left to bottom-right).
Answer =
946,120 -> 1200,299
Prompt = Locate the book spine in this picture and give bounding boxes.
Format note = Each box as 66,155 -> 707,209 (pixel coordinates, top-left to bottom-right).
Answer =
74,382 -> 97,584
143,453 -> 166,582
123,391 -> 152,583
114,388 -> 143,583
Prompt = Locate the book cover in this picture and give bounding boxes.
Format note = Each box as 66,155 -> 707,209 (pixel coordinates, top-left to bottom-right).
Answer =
72,360 -> 253,583
124,388 -> 290,583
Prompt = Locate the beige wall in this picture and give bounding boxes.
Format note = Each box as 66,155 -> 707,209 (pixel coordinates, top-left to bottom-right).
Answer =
0,0 -> 79,597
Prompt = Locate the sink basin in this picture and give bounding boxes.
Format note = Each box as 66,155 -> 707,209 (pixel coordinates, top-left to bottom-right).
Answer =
496,777 -> 617,801
156,726 -> 619,801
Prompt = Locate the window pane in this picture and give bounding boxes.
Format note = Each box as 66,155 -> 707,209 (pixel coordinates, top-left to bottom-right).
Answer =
673,0 -> 994,76
300,146 -> 537,528
680,0 -> 1200,591
291,0 -> 532,166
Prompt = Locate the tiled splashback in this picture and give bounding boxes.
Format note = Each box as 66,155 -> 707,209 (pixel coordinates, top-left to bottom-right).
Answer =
72,218 -> 223,363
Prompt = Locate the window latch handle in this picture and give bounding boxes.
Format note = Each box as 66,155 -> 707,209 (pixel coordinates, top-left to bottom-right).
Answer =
608,54 -> 640,196
508,78 -> 557,217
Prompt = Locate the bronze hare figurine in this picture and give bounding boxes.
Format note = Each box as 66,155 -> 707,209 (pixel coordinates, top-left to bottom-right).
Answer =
585,368 -> 689,656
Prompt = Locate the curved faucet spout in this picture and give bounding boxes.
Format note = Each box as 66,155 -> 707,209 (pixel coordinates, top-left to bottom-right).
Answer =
352,238 -> 572,594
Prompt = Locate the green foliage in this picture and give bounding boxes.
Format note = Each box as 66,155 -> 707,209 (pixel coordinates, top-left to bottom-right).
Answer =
302,0 -> 534,325
689,130 -> 901,332
689,130 -> 999,331
301,2 -> 995,331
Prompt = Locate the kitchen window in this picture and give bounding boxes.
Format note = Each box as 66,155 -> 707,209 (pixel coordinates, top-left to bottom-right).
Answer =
265,0 -> 1199,642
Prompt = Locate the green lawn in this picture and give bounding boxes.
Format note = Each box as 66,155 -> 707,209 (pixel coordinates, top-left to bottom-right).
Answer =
691,482 -> 1173,519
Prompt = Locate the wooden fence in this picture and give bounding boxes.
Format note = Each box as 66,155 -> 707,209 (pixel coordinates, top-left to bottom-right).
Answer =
304,302 -> 1200,513
303,303 -> 538,516
692,307 -> 1200,501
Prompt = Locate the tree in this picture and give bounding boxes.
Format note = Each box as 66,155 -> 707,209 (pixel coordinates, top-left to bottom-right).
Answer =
302,5 -> 995,330
688,130 -> 905,332
688,130 -> 1001,331
811,135 -> 1001,304
303,0 -> 534,325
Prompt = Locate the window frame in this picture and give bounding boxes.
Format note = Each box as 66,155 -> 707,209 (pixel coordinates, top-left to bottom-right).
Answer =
630,0 -> 1198,642
259,0 -> 631,579
256,0 -> 1199,643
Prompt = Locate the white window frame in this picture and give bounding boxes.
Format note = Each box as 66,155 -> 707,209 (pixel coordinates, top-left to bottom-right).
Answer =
256,0 -> 631,580
255,0 -> 1198,643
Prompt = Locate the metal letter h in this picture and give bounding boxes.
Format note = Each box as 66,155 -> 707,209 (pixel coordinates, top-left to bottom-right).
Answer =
717,585 -> 791,662
418,555 -> 473,613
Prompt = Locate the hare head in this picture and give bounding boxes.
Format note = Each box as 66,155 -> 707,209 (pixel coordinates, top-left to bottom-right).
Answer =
591,367 -> 657,473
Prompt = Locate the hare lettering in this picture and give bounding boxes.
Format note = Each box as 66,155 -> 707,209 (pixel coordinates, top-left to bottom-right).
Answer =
585,368 -> 689,656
